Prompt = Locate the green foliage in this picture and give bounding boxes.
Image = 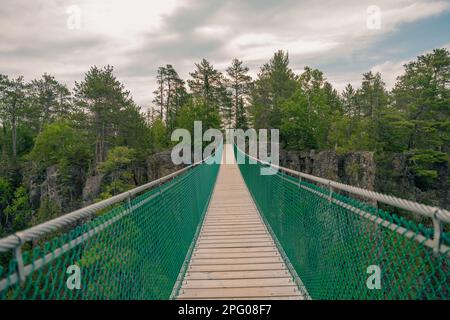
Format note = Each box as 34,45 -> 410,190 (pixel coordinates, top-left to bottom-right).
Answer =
28,121 -> 91,171
98,146 -> 137,197
115,104 -> 152,155
3,186 -> 32,232
409,149 -> 447,188
0,75 -> 28,161
74,65 -> 134,164
149,119 -> 169,152
99,146 -> 136,174
0,178 -> 13,236
188,59 -> 229,118
393,48 -> 449,152
226,58 -> 252,128
28,73 -> 73,133
249,50 -> 297,130
176,98 -> 221,134
280,90 -> 318,149
152,65 -> 188,131
31,197 -> 60,226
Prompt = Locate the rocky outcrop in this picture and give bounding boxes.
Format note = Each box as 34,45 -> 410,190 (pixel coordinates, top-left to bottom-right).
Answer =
147,150 -> 184,181
39,165 -> 63,209
24,164 -> 86,213
79,150 -> 183,205
280,149 -> 376,190
82,173 -> 104,204
375,153 -> 448,210
22,149 -> 187,224
280,149 -> 448,210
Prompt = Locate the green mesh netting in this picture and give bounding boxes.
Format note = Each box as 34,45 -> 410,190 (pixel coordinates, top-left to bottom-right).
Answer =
0,150 -> 221,300
235,145 -> 449,300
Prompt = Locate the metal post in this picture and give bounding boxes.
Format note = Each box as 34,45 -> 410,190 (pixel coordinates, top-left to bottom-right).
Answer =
13,234 -> 26,284
432,209 -> 442,257
127,192 -> 133,215
328,182 -> 333,203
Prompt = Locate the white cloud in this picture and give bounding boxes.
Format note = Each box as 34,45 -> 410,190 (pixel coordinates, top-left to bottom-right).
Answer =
0,0 -> 449,106
370,43 -> 450,89
371,60 -> 407,89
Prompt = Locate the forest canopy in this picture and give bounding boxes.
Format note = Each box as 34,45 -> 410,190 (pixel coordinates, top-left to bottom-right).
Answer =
0,48 -> 449,237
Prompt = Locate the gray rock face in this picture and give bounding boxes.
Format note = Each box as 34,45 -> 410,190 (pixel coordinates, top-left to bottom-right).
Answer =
82,173 -> 104,203
21,149 -> 186,224
375,153 -> 448,210
280,149 -> 448,210
147,150 -> 185,181
24,164 -> 86,213
339,152 -> 376,189
39,165 -> 62,209
280,149 -> 376,190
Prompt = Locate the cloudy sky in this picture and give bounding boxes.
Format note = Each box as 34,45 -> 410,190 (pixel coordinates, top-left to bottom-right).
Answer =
1,0 -> 449,107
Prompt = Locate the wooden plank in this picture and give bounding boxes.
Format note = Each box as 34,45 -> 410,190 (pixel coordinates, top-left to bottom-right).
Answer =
205,216 -> 259,219
177,286 -> 299,299
200,231 -> 268,236
204,219 -> 261,223
195,242 -> 275,249
201,229 -> 267,234
189,296 -> 303,300
190,257 -> 283,265
192,251 -> 280,259
200,234 -> 269,239
197,238 -> 272,245
201,225 -> 265,229
188,263 -> 286,272
182,278 -> 294,289
194,247 -> 277,254
184,270 -> 291,280
202,223 -> 264,227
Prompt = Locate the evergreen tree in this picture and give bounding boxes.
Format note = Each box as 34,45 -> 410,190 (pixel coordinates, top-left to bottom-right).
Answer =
188,59 -> 228,116
226,58 -> 252,128
0,75 -> 28,162
74,66 -> 133,166
357,71 -> 389,119
249,50 -> 296,130
153,66 -> 166,121
152,65 -> 187,131
28,74 -> 72,133
342,84 -> 358,117
393,48 -> 450,153
165,65 -> 188,131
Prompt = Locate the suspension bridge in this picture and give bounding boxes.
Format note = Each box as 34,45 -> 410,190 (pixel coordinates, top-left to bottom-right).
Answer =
0,143 -> 448,300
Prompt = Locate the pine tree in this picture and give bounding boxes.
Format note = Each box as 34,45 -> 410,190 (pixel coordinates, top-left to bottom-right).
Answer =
188,59 -> 228,113
164,65 -> 187,131
28,74 -> 72,133
74,66 -> 133,166
153,67 -> 166,121
152,65 -> 187,131
226,58 -> 251,128
249,50 -> 297,130
0,75 -> 27,162
342,84 -> 358,117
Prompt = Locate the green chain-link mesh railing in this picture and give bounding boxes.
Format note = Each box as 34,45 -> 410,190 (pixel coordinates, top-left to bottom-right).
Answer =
0,149 -> 221,300
235,145 -> 449,300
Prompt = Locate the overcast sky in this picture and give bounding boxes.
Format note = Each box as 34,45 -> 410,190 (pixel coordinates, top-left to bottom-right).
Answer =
1,0 -> 449,108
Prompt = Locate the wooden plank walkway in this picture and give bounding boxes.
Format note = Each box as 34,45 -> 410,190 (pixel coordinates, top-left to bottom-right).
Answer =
176,144 -> 304,300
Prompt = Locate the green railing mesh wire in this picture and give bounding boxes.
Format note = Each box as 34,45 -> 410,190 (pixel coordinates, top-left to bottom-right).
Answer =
235,145 -> 449,300
0,149 -> 221,300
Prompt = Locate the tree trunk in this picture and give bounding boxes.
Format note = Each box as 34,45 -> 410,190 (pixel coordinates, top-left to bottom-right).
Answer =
166,82 -> 171,127
11,103 -> 17,162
